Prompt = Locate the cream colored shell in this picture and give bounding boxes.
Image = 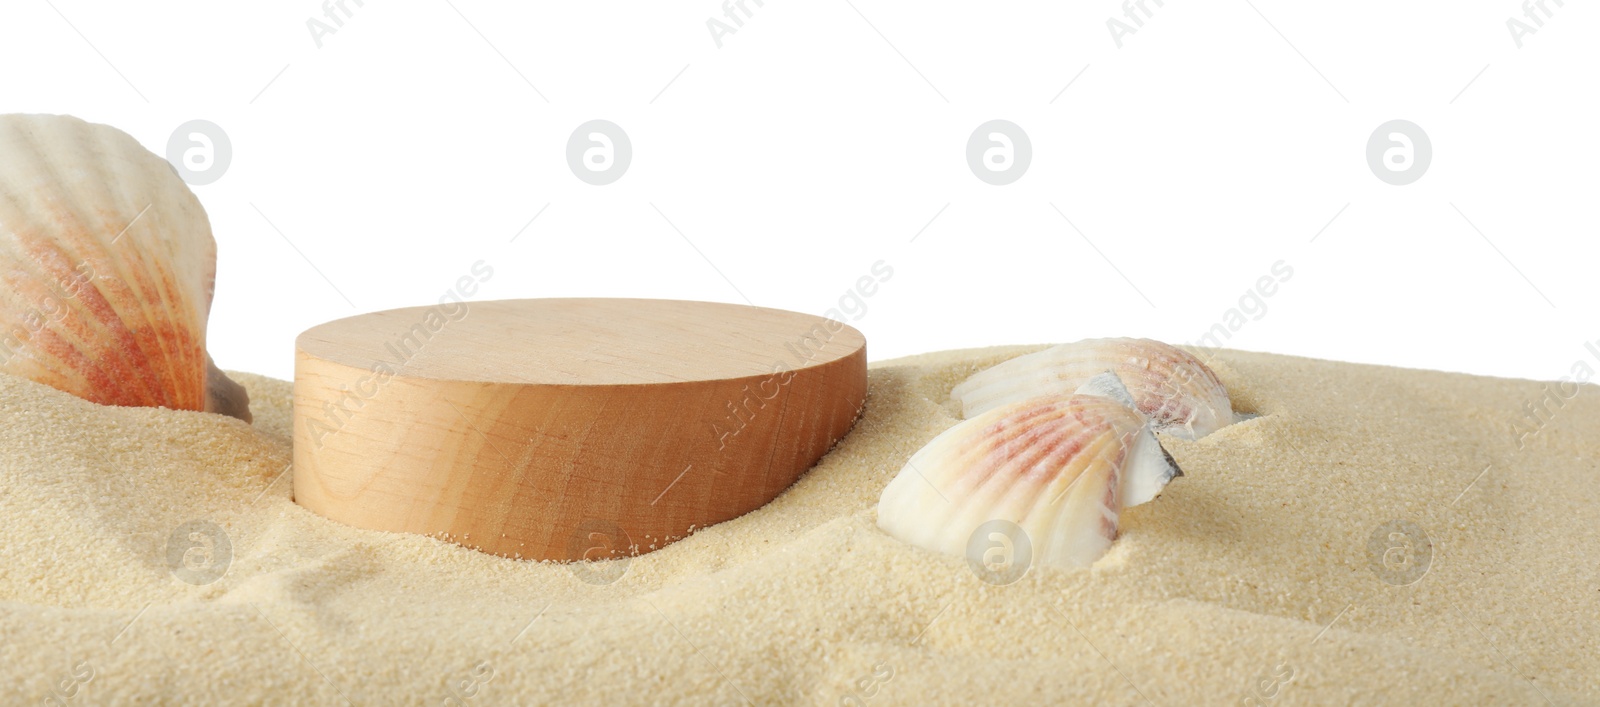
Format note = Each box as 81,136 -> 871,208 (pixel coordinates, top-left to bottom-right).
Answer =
878,377 -> 1181,570
951,338 -> 1230,439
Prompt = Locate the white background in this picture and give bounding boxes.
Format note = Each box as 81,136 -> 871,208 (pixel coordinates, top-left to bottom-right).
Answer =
1,1 -> 1594,382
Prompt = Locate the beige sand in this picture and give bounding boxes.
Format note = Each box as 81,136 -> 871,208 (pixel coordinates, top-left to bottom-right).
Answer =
2,346 -> 1596,705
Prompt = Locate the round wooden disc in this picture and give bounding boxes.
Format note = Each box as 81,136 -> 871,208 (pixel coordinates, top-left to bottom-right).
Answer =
291,298 -> 867,561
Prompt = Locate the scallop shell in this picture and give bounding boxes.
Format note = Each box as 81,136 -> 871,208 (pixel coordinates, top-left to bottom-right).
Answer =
0,114 -> 250,422
878,374 -> 1182,570
950,337 -> 1230,439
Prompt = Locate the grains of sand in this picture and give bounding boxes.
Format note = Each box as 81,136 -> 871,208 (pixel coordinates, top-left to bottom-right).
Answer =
1,347 -> 1595,704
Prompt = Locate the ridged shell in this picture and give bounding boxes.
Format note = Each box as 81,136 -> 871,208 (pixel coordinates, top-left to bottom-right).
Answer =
877,381 -> 1182,569
950,338 -> 1230,439
0,114 -> 249,421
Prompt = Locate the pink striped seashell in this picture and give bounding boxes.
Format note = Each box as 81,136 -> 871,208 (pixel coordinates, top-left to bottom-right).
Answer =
0,114 -> 250,421
878,374 -> 1181,570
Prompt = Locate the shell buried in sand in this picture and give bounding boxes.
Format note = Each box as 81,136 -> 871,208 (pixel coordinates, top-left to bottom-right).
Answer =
292,298 -> 868,562
0,114 -> 250,422
878,373 -> 1184,570
950,337 -> 1232,439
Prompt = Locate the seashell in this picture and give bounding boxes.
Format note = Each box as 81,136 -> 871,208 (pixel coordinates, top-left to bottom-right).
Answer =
878,373 -> 1182,570
0,114 -> 250,422
950,337 -> 1230,439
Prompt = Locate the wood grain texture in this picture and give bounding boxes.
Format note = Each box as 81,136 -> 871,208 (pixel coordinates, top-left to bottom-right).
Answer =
292,298 -> 867,561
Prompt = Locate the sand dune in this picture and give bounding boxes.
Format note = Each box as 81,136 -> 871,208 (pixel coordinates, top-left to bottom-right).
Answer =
2,347 -> 1594,704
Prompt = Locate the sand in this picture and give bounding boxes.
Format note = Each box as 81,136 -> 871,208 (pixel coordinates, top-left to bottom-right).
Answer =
1,346 -> 1596,705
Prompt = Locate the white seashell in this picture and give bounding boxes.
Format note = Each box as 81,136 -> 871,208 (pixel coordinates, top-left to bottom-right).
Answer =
878,374 -> 1182,570
950,338 -> 1230,439
0,114 -> 250,422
